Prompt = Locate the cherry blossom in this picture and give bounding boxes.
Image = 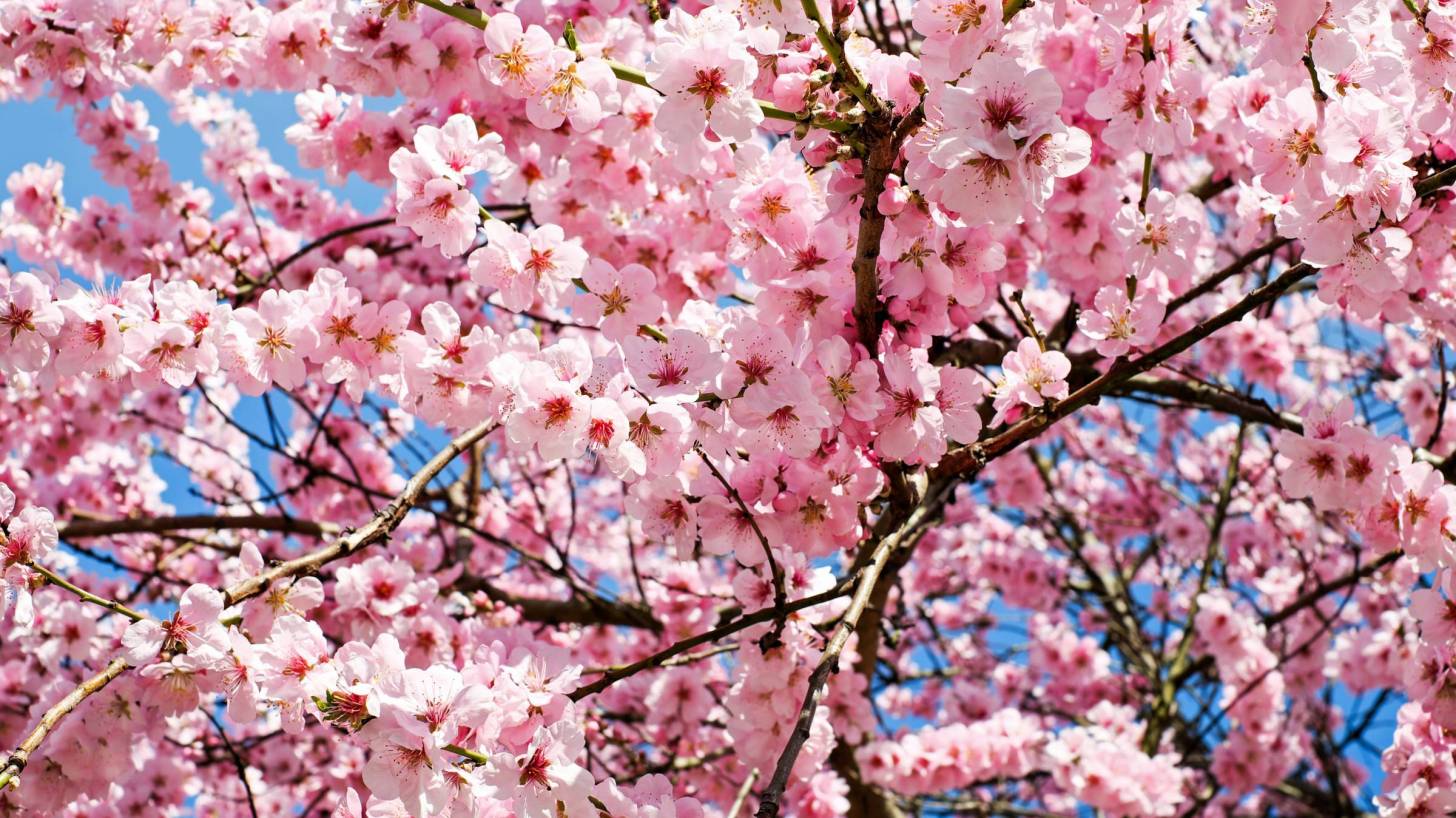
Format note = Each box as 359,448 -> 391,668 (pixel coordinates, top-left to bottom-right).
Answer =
811,336 -> 883,424
121,584 -> 229,666
991,338 -> 1072,426
575,260 -> 664,341
480,13 -> 557,98
0,272 -> 63,373
0,488 -> 55,627
415,113 -> 509,185
232,289 -> 321,392
624,329 -> 721,401
470,220 -> 586,312
390,154 -> 482,258
735,371 -> 832,459
647,7 -> 766,147
1078,285 -> 1165,357
481,723 -> 594,818
0,2 -> 1455,817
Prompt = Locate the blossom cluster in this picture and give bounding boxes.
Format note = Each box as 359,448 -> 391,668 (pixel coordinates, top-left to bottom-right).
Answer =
1,0 -> 1456,816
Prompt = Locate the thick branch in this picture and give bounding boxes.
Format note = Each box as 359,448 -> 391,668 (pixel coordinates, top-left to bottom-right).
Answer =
933,260 -> 1321,480
60,515 -> 334,540
851,125 -> 900,350
755,510 -> 932,818
455,574 -> 661,631
0,658 -> 129,791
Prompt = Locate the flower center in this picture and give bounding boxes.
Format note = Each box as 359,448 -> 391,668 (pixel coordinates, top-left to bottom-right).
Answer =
687,67 -> 730,107
257,326 -> 292,355
981,93 -> 1027,131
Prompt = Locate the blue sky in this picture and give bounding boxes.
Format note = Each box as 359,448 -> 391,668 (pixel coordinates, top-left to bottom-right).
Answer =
0,90 -> 400,512
0,90 -> 384,216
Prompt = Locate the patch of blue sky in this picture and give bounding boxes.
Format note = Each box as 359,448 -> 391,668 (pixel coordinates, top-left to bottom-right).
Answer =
0,88 -> 415,580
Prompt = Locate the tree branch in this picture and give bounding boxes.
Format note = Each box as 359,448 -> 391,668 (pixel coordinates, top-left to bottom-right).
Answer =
222,420 -> 498,606
696,447 -> 786,637
59,515 -> 336,540
933,259 -> 1322,481
754,502 -> 938,818
570,581 -> 857,701
25,561 -> 147,622
726,769 -> 761,818
0,658 -> 129,791
851,124 -> 900,350
1264,549 -> 1403,628
455,574 -> 662,631
0,422 -> 499,796
242,216 -> 396,296
203,709 -> 260,818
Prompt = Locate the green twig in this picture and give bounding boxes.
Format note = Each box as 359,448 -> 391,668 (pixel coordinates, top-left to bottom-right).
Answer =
27,561 -> 147,622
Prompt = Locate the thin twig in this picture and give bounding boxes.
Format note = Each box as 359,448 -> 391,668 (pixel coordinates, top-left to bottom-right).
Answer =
696,447 -> 787,638
754,519 -> 922,818
236,179 -> 277,273
0,422 -> 500,795
570,582 -> 856,701
25,562 -> 147,622
1427,343 -> 1448,452
727,769 -> 761,818
203,709 -> 261,818
223,420 -> 498,606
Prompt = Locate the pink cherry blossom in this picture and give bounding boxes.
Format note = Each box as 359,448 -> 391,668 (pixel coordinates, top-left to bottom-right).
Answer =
470,221 -> 586,312
392,164 -> 481,258
624,329 -> 720,401
1079,285 -> 1165,357
506,361 -> 592,461
647,7 -> 765,146
811,336 -> 884,423
414,113 -> 508,184
0,504 -> 56,569
575,260 -> 664,341
936,365 -> 985,445
1086,58 -> 1194,156
876,346 -> 947,464
734,371 -> 832,459
480,13 -> 557,98
121,584 -> 229,666
0,3 -> 1455,817
481,723 -> 594,818
1113,190 -> 1204,281
526,53 -> 620,132
0,272 -> 63,373
232,289 -> 320,391
991,338 -> 1071,426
